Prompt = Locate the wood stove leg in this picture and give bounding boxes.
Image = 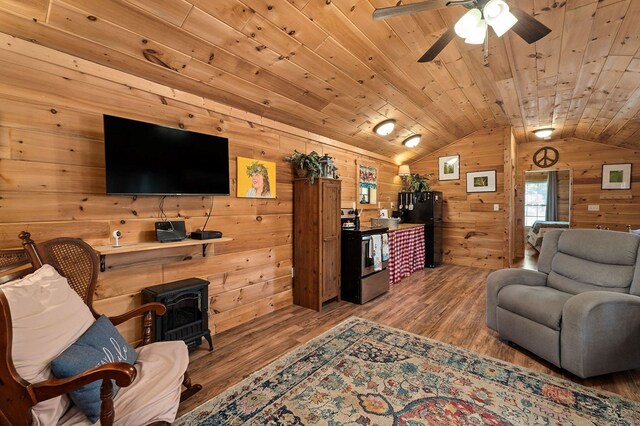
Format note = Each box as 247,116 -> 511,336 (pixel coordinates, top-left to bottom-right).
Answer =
204,331 -> 214,352
180,372 -> 202,403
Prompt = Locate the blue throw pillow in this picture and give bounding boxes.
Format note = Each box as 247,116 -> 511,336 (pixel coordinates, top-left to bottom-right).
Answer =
51,315 -> 138,423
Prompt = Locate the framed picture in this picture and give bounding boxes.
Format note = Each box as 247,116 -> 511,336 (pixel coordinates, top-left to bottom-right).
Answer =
237,157 -> 277,198
439,154 -> 460,181
466,170 -> 496,193
357,161 -> 377,206
601,163 -> 631,190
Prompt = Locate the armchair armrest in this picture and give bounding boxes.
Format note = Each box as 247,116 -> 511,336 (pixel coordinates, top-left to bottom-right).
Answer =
31,362 -> 136,403
31,362 -> 136,426
108,302 -> 167,347
108,302 -> 166,326
486,268 -> 548,330
561,291 -> 640,378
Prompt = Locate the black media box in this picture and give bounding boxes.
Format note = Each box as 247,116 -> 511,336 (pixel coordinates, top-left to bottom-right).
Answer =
155,221 -> 187,243
191,230 -> 223,240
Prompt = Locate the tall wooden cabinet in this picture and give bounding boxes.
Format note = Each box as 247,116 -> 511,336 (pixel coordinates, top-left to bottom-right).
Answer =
293,178 -> 341,311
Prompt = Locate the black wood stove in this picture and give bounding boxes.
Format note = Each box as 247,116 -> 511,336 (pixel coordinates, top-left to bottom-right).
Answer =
142,277 -> 213,352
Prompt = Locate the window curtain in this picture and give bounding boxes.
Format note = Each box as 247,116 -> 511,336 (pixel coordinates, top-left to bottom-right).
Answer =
546,171 -> 558,221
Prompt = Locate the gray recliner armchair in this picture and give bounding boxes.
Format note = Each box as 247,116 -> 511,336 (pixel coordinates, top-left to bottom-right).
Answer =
486,228 -> 640,378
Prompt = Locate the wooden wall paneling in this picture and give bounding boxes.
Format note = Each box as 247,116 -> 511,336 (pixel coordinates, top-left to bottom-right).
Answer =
7,127 -> 104,167
515,137 -> 640,257
210,276 -> 292,315
211,290 -> 292,334
0,126 -> 9,158
506,130 -> 517,266
0,38 -> 401,342
410,128 -> 510,269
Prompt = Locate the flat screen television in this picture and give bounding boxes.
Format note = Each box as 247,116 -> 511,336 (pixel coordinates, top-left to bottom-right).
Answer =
104,115 -> 230,195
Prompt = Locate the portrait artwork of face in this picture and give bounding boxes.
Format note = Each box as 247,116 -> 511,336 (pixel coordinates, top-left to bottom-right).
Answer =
237,157 -> 277,198
245,161 -> 272,198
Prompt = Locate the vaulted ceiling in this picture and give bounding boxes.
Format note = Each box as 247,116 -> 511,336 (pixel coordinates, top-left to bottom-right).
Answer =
1,0 -> 639,163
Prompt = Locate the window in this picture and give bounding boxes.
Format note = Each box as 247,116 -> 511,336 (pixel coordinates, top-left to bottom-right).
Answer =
525,180 -> 547,227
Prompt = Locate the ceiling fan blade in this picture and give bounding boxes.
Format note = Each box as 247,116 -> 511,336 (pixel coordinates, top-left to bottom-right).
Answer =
418,27 -> 456,62
373,0 -> 449,21
509,6 -> 552,44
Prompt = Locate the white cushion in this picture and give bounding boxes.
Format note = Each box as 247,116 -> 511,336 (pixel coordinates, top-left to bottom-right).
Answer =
57,341 -> 188,425
2,264 -> 95,425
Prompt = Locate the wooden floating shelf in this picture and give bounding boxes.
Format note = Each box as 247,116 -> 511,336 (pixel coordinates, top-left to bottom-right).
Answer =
93,237 -> 232,271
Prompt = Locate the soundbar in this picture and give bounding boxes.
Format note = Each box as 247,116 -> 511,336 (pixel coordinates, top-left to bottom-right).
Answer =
191,230 -> 223,240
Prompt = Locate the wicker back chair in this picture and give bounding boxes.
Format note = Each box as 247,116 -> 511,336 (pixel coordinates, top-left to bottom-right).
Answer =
0,232 -> 202,425
21,232 -> 100,317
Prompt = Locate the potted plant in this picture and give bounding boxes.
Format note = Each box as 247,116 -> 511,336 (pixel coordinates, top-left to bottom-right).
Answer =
284,150 -> 323,183
407,173 -> 433,192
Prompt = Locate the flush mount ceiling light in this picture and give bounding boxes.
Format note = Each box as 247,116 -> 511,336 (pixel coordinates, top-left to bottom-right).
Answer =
373,119 -> 396,136
403,135 -> 421,148
533,128 -> 554,138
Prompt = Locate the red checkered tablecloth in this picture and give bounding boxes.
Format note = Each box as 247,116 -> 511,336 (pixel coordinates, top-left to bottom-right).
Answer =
388,226 -> 425,284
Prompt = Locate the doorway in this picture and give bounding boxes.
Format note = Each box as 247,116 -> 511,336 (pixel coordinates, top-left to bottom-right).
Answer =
522,170 -> 571,269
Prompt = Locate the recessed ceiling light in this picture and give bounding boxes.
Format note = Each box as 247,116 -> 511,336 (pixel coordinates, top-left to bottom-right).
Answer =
403,135 -> 421,148
533,128 -> 554,138
373,119 -> 396,136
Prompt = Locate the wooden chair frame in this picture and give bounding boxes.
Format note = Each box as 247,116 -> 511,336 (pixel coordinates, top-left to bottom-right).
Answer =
0,232 -> 202,426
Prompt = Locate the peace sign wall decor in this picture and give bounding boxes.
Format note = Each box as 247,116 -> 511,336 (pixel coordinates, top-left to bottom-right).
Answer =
532,146 -> 559,168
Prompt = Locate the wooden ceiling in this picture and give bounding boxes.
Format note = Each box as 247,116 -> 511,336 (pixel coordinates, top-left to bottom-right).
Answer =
0,0 -> 639,163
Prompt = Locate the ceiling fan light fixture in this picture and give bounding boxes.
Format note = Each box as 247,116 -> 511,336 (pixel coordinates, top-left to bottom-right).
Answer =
374,119 -> 396,136
465,19 -> 487,44
484,0 -> 518,37
402,134 -> 421,148
454,8 -> 482,39
533,128 -> 554,138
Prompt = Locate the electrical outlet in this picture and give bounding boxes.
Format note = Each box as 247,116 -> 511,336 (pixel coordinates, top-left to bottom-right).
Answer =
493,204 -> 500,211
588,204 -> 600,212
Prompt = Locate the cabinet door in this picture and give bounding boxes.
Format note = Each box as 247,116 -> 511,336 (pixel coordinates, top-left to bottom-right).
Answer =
321,180 -> 341,302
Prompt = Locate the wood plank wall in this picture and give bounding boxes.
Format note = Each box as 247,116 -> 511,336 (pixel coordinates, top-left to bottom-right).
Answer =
410,128 -> 511,270
0,35 -> 400,341
515,138 -> 640,257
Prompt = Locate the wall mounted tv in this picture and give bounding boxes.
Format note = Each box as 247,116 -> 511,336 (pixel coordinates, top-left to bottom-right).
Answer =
104,115 -> 230,195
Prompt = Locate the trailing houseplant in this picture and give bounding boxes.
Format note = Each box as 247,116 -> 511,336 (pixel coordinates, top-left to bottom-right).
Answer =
284,150 -> 323,183
407,173 -> 433,192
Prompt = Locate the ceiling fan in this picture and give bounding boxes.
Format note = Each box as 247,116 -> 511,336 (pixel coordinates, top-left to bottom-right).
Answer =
373,0 -> 551,62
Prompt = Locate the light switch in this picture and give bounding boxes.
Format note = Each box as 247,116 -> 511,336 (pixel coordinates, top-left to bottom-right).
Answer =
493,204 -> 500,211
588,204 -> 600,212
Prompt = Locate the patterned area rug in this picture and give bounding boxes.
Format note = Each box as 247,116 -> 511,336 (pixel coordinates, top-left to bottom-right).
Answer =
176,317 -> 640,425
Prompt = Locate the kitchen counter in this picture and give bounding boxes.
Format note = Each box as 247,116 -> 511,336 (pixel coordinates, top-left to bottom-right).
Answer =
388,223 -> 424,232
388,225 -> 425,284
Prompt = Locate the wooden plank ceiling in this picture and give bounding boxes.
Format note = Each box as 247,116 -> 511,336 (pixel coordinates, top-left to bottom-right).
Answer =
0,0 -> 639,163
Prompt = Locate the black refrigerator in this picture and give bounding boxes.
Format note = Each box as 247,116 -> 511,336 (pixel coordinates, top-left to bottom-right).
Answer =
398,191 -> 443,268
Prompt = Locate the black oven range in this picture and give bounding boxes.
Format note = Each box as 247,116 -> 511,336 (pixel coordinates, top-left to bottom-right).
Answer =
341,226 -> 390,304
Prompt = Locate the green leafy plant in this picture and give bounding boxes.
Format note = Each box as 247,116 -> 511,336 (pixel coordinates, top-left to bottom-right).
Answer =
407,173 -> 433,192
284,150 -> 323,184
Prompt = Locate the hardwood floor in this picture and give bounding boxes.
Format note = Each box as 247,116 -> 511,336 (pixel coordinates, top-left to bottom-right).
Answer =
179,264 -> 640,416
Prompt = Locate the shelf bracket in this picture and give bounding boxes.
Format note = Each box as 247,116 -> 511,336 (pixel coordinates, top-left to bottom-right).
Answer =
100,255 -> 106,272
202,243 -> 209,257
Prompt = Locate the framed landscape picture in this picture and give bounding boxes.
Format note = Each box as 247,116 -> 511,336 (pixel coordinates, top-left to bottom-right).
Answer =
439,154 -> 460,180
466,170 -> 496,193
601,163 -> 631,190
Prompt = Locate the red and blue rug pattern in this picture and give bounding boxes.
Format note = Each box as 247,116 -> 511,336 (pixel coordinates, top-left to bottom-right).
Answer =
176,317 -> 640,425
